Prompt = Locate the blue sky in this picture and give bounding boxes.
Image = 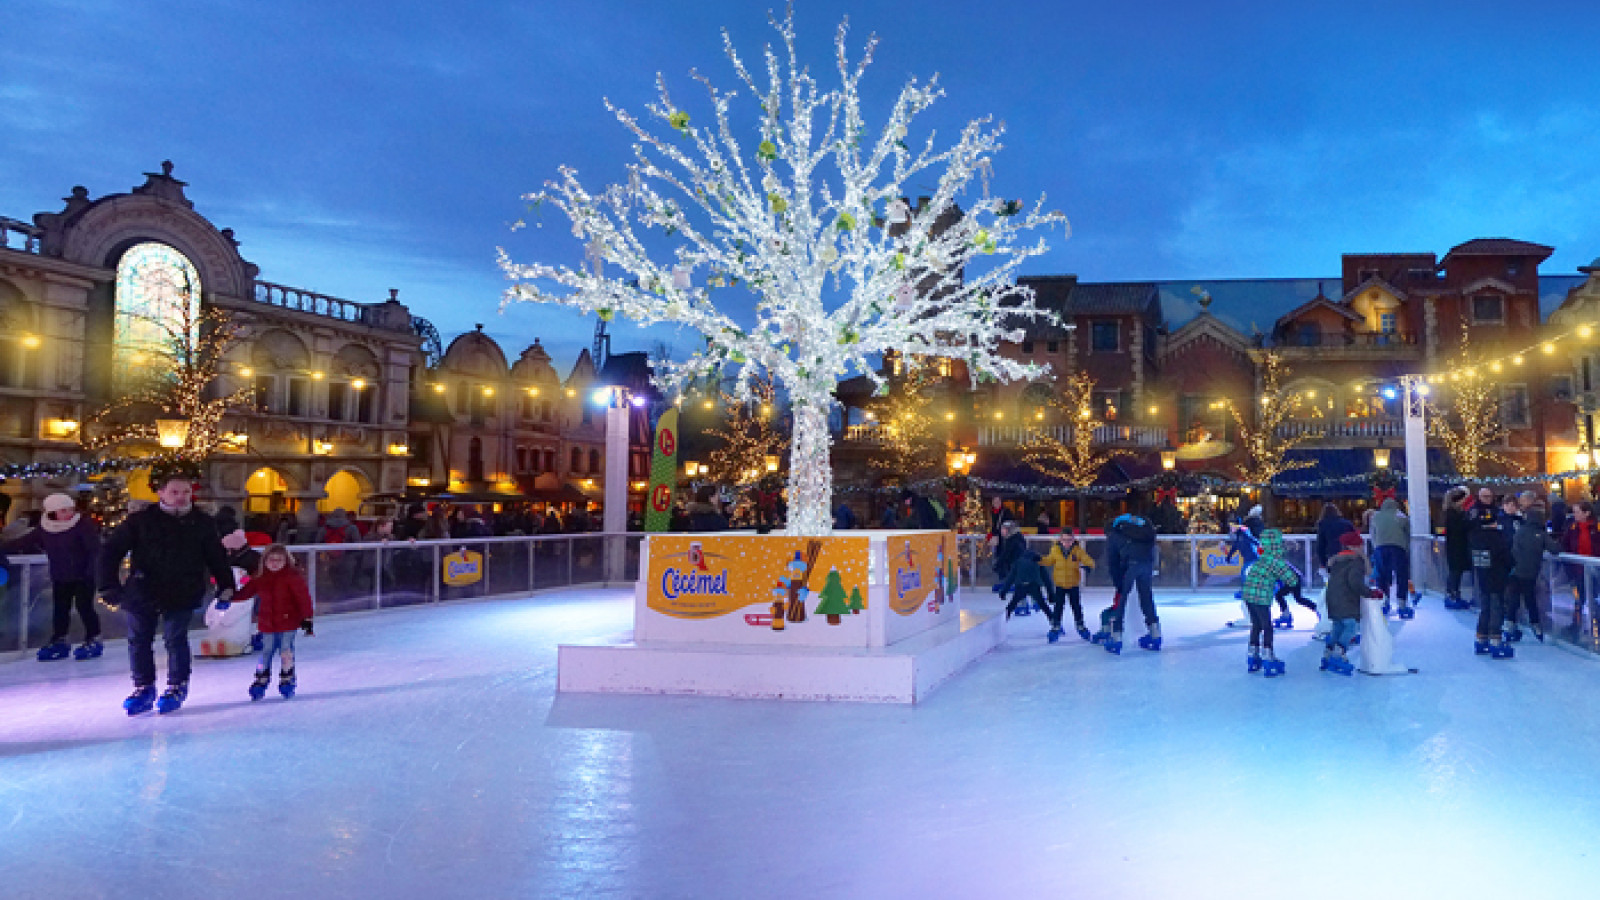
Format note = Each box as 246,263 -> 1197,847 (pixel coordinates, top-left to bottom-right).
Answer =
3,0 -> 1597,368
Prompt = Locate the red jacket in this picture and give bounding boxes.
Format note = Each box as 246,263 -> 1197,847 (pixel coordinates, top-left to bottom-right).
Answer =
235,567 -> 313,633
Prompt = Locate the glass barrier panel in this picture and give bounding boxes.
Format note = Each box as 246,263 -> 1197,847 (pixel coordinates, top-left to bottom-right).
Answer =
377,542 -> 434,608
571,536 -> 604,585
484,540 -> 530,597
305,546 -> 379,614
533,539 -> 571,591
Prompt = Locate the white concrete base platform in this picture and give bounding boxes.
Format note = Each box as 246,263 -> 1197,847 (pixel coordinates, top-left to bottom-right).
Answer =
558,608 -> 1003,703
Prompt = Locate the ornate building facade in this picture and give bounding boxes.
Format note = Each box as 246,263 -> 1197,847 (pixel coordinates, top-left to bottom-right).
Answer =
0,164 -> 646,526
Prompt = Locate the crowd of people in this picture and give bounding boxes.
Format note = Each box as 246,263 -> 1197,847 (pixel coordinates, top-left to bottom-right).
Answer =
980,484 -> 1590,676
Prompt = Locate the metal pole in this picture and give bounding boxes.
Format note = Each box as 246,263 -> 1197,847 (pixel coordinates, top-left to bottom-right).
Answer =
373,546 -> 383,610
431,543 -> 441,603
603,394 -> 629,584
305,551 -> 318,611
567,537 -> 574,586
18,563 -> 32,652
1402,375 -> 1433,538
1189,536 -> 1199,589
528,537 -> 536,592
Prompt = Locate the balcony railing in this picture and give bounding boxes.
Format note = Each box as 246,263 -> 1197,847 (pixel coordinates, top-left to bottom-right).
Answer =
1275,419 -> 1404,440
0,217 -> 42,254
977,424 -> 1168,448
253,281 -> 374,324
842,423 -> 893,445
1278,332 -> 1420,350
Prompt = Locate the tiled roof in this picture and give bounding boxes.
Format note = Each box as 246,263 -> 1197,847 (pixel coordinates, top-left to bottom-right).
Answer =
1063,282 -> 1160,315
1443,238 -> 1555,260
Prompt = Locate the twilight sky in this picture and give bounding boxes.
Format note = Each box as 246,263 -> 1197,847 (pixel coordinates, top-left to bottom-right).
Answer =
3,0 -> 1597,368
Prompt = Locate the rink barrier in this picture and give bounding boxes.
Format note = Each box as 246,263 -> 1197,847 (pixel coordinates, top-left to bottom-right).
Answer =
8,531 -> 1596,658
0,533 -> 643,659
952,533 -> 1325,593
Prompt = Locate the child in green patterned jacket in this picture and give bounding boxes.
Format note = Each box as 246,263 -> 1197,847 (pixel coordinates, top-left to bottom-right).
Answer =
1241,530 -> 1300,677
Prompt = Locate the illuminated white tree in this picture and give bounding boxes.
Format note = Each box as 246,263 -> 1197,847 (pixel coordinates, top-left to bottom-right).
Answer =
499,7 -> 1066,534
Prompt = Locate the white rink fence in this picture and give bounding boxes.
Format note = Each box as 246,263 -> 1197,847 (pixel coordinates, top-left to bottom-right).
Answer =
0,533 -> 643,658
5,530 -> 1598,658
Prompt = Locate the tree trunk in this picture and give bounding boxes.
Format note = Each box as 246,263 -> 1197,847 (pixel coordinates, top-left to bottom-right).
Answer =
785,401 -> 834,535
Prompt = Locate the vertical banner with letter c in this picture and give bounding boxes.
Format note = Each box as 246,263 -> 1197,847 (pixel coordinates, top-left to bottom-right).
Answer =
644,408 -> 680,532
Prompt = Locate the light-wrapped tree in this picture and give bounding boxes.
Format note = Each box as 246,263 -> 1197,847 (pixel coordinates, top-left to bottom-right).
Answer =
81,301 -> 251,468
706,378 -> 789,486
1020,372 -> 1127,493
867,361 -> 944,485
1429,324 -> 1518,479
1230,351 -> 1314,487
499,7 -> 1065,534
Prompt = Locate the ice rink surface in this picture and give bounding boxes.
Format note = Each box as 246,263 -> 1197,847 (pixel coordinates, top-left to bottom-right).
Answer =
3,587 -> 1599,900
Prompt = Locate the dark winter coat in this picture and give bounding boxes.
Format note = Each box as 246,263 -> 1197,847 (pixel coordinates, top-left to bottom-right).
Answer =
99,505 -> 236,611
1105,520 -> 1129,586
1315,515 -> 1355,570
994,531 -> 1026,579
986,504 -> 1016,539
1560,520 -> 1600,557
1511,516 -> 1557,581
1468,508 -> 1513,591
1444,506 -> 1473,572
1114,515 -> 1157,566
1008,549 -> 1054,590
1324,551 -> 1369,621
3,515 -> 100,583
233,566 -> 314,634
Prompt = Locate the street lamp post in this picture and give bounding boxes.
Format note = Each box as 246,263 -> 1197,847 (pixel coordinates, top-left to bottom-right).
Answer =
1399,376 -> 1431,537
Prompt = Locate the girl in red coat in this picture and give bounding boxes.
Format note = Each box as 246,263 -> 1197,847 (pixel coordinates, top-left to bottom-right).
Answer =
229,544 -> 314,700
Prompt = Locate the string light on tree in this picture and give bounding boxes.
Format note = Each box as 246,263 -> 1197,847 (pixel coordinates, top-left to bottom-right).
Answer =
1019,371 -> 1128,493
706,377 -> 789,487
499,7 -> 1066,535
1428,322 -> 1519,480
80,302 -> 252,470
867,360 -> 945,485
1229,351 -> 1314,486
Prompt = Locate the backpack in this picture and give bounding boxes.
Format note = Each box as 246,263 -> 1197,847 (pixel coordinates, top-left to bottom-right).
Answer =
323,527 -> 347,545
1118,516 -> 1157,545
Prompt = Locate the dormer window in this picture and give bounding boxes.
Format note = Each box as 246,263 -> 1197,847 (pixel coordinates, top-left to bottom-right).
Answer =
1507,261 -> 1521,277
1295,323 -> 1321,347
1472,294 -> 1505,324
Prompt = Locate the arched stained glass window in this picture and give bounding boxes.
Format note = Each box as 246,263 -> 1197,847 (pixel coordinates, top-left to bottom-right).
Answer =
114,242 -> 201,387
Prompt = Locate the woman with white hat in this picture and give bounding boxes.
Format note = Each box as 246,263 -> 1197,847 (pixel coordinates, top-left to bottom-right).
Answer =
3,493 -> 103,660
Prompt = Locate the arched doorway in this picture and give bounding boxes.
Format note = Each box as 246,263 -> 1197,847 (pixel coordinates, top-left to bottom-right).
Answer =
319,468 -> 372,514
246,467 -> 296,515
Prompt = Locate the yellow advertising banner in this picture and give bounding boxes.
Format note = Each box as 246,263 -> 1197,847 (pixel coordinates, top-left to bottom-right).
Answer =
1198,541 -> 1244,579
886,532 -> 958,616
442,549 -> 484,586
647,535 -> 870,625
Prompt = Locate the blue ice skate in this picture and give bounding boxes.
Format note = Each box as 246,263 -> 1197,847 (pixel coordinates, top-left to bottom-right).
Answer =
123,684 -> 156,716
1330,656 -> 1354,676
248,670 -> 270,701
36,639 -> 70,661
1505,627 -> 1523,643
1137,626 -> 1162,651
1382,602 -> 1391,616
1397,605 -> 1415,620
1474,639 -> 1492,655
1247,653 -> 1262,673
1047,628 -> 1061,643
1263,659 -> 1286,677
1273,612 -> 1293,630
156,683 -> 188,715
1104,636 -> 1123,655
1076,626 -> 1092,642
1090,630 -> 1108,645
278,668 -> 297,699
1490,643 -> 1515,660
72,639 -> 103,660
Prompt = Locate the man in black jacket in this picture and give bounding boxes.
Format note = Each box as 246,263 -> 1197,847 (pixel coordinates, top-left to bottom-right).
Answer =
99,474 -> 235,715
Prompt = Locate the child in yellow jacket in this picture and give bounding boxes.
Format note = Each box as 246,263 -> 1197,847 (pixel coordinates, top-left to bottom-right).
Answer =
1041,530 -> 1096,641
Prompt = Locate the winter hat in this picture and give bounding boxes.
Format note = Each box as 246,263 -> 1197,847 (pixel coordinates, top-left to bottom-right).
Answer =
42,493 -> 77,515
1339,532 -> 1364,549
1247,505 -> 1263,519
40,493 -> 80,533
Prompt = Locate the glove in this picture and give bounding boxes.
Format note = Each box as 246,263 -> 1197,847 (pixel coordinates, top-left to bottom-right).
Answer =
300,619 -> 314,636
215,600 -> 231,611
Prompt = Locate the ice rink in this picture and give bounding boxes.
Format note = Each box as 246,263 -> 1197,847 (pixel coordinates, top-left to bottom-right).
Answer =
3,586 -> 1599,899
